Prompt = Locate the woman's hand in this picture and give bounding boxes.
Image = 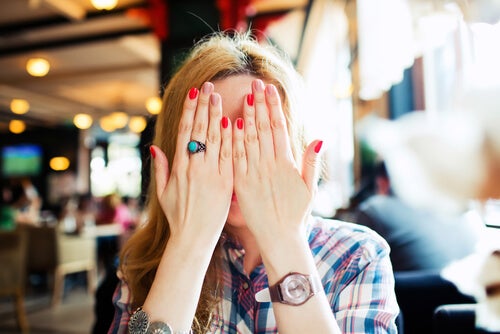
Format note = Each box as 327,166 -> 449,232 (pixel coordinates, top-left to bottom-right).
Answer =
232,78 -> 323,245
145,84 -> 233,330
151,82 -> 233,244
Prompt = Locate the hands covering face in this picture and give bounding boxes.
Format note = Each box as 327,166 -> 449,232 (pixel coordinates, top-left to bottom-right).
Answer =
151,79 -> 323,243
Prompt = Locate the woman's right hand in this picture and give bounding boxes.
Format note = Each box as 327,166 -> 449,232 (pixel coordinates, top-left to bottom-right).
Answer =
151,82 -> 233,244
144,83 -> 232,330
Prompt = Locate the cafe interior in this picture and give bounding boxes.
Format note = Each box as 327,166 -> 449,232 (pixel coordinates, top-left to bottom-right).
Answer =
0,0 -> 499,333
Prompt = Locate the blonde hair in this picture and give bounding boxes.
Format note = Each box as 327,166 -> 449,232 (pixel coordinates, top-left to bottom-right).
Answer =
119,31 -> 306,332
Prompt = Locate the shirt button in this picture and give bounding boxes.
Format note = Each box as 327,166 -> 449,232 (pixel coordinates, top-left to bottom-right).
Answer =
242,282 -> 249,290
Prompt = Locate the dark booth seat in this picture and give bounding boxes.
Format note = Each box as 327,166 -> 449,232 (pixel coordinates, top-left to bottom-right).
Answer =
434,304 -> 500,334
394,270 -> 475,334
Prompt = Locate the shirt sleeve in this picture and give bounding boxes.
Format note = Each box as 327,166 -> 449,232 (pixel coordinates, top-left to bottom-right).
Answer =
107,270 -> 132,334
324,231 -> 400,333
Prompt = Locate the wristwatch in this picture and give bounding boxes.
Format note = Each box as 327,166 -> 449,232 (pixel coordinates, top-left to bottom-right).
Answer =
256,272 -> 322,306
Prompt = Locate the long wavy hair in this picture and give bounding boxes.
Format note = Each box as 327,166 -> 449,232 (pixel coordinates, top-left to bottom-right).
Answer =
119,31 -> 307,332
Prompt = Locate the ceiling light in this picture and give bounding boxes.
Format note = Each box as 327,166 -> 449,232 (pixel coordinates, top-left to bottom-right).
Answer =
73,113 -> 93,129
90,0 -> 118,10
50,156 -> 70,171
145,96 -> 162,115
128,116 -> 147,133
10,99 -> 30,114
9,120 -> 26,134
110,111 -> 129,129
26,58 -> 50,77
100,115 -> 117,132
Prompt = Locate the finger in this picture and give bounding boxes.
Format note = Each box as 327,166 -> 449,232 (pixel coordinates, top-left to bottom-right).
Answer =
266,84 -> 293,162
151,145 -> 170,200
302,140 -> 324,193
205,93 -> 222,162
243,93 -> 259,168
173,87 -> 199,170
252,79 -> 274,160
190,82 -> 213,158
220,116 -> 233,178
233,117 -> 247,178
192,82 -> 213,141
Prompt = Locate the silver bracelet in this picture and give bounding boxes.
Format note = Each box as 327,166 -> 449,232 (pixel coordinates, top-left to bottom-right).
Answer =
129,307 -> 193,334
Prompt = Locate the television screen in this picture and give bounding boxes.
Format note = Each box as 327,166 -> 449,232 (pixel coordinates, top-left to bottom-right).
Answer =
1,144 -> 42,177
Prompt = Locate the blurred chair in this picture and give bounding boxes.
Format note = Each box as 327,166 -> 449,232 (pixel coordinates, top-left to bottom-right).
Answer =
433,304 -> 500,334
395,270 -> 476,334
22,225 -> 97,307
0,228 -> 29,333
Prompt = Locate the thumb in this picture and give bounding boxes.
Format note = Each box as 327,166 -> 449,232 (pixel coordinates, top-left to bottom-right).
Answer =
302,140 -> 324,193
150,145 -> 170,200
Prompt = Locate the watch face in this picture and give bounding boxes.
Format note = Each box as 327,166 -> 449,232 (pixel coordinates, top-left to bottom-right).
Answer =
281,273 -> 312,304
148,321 -> 173,334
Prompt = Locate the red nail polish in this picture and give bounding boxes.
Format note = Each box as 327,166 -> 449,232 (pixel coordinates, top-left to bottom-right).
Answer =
149,146 -> 156,158
247,94 -> 254,106
188,87 -> 198,100
236,118 -> 243,130
221,116 -> 229,129
314,141 -> 323,153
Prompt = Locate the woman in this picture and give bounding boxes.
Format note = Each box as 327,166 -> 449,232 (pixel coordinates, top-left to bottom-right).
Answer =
109,32 -> 399,333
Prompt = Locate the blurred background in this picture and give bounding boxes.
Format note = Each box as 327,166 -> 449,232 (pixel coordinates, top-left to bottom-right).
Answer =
0,0 -> 499,333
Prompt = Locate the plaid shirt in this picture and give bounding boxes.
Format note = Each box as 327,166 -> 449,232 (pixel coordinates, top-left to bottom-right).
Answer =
108,217 -> 399,333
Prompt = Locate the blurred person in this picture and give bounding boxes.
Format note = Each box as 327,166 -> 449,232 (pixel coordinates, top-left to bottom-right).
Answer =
354,161 -> 480,271
109,32 -> 399,333
58,195 -> 80,234
16,178 -> 41,225
123,196 -> 143,227
0,181 -> 26,230
96,193 -> 133,274
96,193 -> 135,232
76,193 -> 98,232
58,193 -> 97,235
0,179 -> 41,230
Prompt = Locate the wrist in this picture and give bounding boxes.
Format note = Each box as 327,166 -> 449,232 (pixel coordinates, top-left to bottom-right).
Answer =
166,228 -> 220,260
129,307 -> 192,334
258,231 -> 315,282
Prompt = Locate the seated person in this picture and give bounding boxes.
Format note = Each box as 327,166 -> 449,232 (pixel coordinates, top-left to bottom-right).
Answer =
353,162 -> 480,271
108,32 -> 400,333
0,179 -> 41,230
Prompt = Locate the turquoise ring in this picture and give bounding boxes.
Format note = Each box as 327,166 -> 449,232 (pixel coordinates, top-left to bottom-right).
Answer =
187,140 -> 206,154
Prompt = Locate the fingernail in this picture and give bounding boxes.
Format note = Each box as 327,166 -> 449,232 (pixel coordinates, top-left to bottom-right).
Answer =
236,118 -> 243,130
246,93 -> 254,106
253,79 -> 265,92
314,141 -> 323,153
265,84 -> 276,96
149,146 -> 156,158
189,87 -> 198,100
202,82 -> 213,94
221,116 -> 229,129
210,93 -> 220,106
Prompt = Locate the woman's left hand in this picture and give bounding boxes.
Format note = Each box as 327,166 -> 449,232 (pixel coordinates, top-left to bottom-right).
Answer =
232,79 -> 323,246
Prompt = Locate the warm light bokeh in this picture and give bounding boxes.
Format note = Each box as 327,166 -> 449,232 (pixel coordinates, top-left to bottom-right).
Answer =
49,156 -> 70,171
26,58 -> 50,77
145,96 -> 162,115
110,111 -> 129,129
9,120 -> 26,134
128,116 -> 147,133
73,113 -> 93,129
90,0 -> 118,10
10,99 -> 30,114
